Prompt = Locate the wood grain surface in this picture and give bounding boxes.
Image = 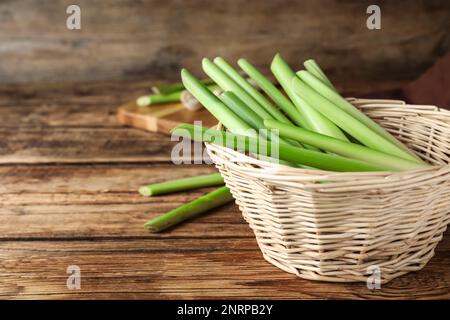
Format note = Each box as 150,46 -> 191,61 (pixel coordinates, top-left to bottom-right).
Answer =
0,0 -> 449,94
117,100 -> 217,135
0,81 -> 449,299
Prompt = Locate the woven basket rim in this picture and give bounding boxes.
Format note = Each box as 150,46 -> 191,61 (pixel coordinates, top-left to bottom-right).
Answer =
206,99 -> 450,177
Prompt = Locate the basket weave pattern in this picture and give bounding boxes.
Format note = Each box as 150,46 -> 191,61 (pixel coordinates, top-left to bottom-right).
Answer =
206,99 -> 450,283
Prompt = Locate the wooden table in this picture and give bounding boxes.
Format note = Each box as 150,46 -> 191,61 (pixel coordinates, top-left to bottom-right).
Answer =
1,81 -> 449,299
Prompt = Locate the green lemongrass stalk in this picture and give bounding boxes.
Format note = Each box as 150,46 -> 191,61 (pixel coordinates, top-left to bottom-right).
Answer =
218,91 -> 304,166
214,57 -> 292,123
297,70 -> 423,162
152,78 -> 215,95
172,123 -> 389,172
136,90 -> 182,107
202,58 -> 273,121
219,91 -> 265,130
237,58 -> 318,151
144,186 -> 233,232
181,69 -> 254,136
139,173 -> 224,197
303,59 -> 336,90
264,119 -> 427,171
152,83 -> 184,95
140,84 -> 220,108
291,76 -> 421,162
270,54 -> 348,141
238,58 -> 306,127
219,91 -> 303,148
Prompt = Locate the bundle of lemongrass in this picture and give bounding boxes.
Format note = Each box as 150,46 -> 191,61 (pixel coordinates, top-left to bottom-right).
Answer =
136,72 -> 253,111
142,54 -> 428,232
136,78 -> 219,111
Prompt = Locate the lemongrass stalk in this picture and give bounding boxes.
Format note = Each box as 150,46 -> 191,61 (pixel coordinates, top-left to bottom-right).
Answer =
202,58 -> 273,121
291,76 -> 421,162
303,59 -> 336,90
152,83 -> 184,95
144,186 -> 233,232
237,58 -> 306,127
181,69 -> 254,136
219,91 -> 303,148
172,123 -> 389,172
219,91 -> 265,130
152,78 -> 215,95
296,70 -> 423,162
136,90 -> 182,107
264,119 -> 426,171
139,173 -> 224,197
214,57 -> 292,124
237,59 -> 318,151
270,54 -> 348,141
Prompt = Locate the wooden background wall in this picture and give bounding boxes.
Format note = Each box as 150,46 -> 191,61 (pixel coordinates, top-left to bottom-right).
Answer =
0,0 -> 449,92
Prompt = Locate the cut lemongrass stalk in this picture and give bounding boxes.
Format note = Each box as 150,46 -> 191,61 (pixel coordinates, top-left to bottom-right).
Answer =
138,173 -> 224,197
152,78 -> 215,95
237,58 -> 316,151
202,58 -> 273,121
219,91 -> 303,148
214,57 -> 292,124
172,123 -> 389,172
144,186 -> 233,232
181,85 -> 222,111
219,91 -> 265,130
303,59 -> 336,90
264,119 -> 427,171
291,76 -> 421,163
181,69 -> 255,136
297,70 -> 423,163
238,58 -> 306,127
270,54 -> 348,142
136,90 -> 182,107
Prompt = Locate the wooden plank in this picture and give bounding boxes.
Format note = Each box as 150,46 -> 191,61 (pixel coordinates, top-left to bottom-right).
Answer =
0,81 -> 151,127
0,127 -> 180,164
0,200 -> 246,239
0,237 -> 449,299
0,1 -> 448,93
0,164 -> 248,239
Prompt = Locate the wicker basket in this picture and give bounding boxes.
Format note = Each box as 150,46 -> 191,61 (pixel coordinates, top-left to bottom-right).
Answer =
205,98 -> 450,283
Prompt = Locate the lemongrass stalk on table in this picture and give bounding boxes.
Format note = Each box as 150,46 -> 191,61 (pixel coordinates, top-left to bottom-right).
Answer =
144,186 -> 233,232
264,119 -> 427,171
152,78 -> 215,95
139,173 -> 224,197
139,84 -> 221,108
181,69 -> 255,137
296,70 -> 423,162
291,76 -> 422,163
270,54 -> 348,142
303,59 -> 336,90
214,57 -> 292,124
136,90 -> 182,107
172,123 -> 389,172
202,58 -> 274,121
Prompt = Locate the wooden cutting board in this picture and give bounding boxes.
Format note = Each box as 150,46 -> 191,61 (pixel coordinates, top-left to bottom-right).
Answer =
117,100 -> 217,135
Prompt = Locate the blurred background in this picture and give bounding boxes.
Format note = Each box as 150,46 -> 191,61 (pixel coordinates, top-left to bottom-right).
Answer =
0,0 -> 449,105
